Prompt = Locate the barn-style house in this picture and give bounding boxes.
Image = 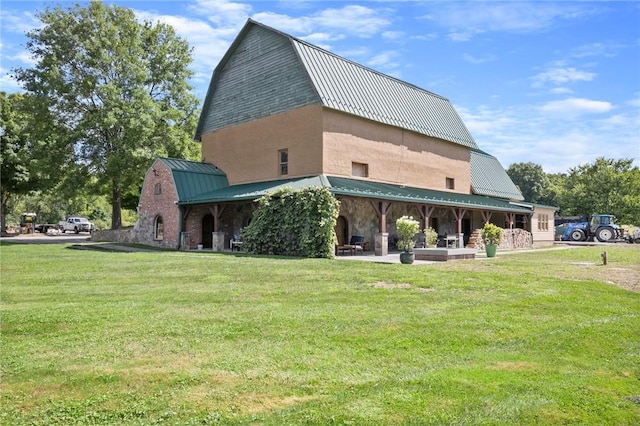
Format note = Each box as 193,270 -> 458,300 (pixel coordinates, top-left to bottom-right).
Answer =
131,20 -> 556,253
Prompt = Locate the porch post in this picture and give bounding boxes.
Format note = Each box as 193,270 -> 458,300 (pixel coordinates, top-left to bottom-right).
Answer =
208,204 -> 226,232
419,204 -> 435,231
371,200 -> 391,256
481,211 -> 493,224
450,208 -> 467,234
209,204 -> 226,252
370,200 -> 392,233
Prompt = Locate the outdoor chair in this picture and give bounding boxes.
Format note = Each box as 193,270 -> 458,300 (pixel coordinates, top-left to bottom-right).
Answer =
336,235 -> 365,255
230,234 -> 243,251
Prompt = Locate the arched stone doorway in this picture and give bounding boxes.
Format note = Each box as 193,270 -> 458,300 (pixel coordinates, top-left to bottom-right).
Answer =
202,214 -> 214,248
335,215 -> 348,246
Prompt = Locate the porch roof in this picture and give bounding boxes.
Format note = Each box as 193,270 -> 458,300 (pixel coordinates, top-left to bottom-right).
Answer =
178,175 -> 532,214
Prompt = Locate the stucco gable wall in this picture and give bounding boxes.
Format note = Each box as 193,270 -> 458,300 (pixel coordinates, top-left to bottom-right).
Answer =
200,104 -> 324,185
322,108 -> 471,193
199,24 -> 319,136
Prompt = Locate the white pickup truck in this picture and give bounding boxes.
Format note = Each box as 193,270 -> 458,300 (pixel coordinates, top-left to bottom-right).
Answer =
59,217 -> 94,234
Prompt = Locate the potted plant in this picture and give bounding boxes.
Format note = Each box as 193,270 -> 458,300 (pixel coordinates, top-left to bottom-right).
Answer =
424,227 -> 438,248
481,222 -> 503,258
396,215 -> 420,264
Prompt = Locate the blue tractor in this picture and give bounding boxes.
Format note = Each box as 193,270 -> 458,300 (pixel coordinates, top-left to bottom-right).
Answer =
561,214 -> 622,242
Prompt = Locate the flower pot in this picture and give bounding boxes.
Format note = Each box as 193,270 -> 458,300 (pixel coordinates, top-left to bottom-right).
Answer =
485,244 -> 497,258
399,251 -> 415,264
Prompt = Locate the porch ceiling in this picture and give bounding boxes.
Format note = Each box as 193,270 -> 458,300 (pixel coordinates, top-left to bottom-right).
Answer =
177,174 -> 532,214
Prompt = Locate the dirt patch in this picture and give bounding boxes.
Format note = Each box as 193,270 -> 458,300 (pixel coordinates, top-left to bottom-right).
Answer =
371,282 -> 435,292
372,282 -> 412,289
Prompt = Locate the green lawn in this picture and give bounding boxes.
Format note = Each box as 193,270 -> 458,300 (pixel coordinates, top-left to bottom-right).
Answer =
1,242 -> 639,425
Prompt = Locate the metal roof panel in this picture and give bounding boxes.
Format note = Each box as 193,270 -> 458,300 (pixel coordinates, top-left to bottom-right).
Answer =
470,150 -> 524,201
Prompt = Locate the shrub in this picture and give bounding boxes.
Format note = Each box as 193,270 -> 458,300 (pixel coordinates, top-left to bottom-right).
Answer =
481,222 -> 503,245
424,227 -> 438,247
396,216 -> 420,252
242,187 -> 340,258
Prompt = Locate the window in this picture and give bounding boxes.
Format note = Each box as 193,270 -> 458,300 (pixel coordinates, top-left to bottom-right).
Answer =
154,183 -> 162,195
279,149 -> 288,176
446,177 -> 455,190
155,216 -> 164,240
351,162 -> 369,177
538,214 -> 549,231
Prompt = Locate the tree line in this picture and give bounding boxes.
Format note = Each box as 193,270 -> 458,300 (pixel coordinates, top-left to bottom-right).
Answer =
1,2 -> 199,233
507,159 -> 640,225
2,2 -> 639,233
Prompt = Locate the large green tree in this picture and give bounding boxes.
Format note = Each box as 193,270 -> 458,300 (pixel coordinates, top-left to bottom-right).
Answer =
0,93 -> 30,234
562,157 -> 640,225
506,162 -> 552,204
14,1 -> 200,229
1,91 -> 83,231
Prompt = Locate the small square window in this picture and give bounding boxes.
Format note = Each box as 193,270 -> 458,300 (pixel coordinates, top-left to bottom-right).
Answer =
279,149 -> 288,176
351,162 -> 369,177
446,177 -> 455,190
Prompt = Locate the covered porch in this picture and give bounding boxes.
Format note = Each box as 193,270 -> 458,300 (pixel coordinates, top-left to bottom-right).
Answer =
176,175 -> 533,254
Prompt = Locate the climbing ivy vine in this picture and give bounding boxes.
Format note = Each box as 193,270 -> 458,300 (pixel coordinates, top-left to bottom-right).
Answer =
242,187 -> 340,258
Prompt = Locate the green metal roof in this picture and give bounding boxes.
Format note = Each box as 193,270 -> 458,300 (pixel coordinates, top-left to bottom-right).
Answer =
470,150 -> 524,201
326,176 -> 530,213
196,20 -> 478,150
177,174 -> 531,214
291,38 -> 478,149
178,175 -> 330,205
157,158 -> 228,202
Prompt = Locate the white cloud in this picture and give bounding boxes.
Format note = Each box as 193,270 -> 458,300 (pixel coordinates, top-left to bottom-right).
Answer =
538,98 -> 612,117
550,87 -> 574,95
457,99 -> 637,173
0,69 -> 22,93
299,32 -> 344,49
367,51 -> 399,68
187,0 -> 251,27
0,9 -> 41,34
462,53 -> 496,64
252,11 -> 311,33
313,5 -> 391,38
570,42 -> 621,58
531,65 -> 596,88
421,2 -> 597,41
382,31 -> 404,40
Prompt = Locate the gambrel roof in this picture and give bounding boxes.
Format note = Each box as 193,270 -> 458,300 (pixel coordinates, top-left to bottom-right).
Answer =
195,19 -> 477,150
194,19 -> 524,203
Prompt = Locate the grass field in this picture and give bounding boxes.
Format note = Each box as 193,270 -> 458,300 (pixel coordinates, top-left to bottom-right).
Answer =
1,242 -> 639,425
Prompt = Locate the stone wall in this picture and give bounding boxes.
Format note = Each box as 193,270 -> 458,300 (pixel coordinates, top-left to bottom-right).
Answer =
91,227 -> 135,244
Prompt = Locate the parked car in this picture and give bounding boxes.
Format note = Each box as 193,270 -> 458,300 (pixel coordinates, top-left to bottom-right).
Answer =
59,217 -> 94,234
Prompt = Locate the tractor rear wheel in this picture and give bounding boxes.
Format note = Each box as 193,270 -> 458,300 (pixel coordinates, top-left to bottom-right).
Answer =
596,227 -> 615,242
570,229 -> 585,241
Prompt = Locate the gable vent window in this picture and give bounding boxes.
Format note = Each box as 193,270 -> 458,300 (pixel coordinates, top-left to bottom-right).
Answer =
279,149 -> 288,176
351,162 -> 369,177
446,177 -> 455,190
154,183 -> 162,195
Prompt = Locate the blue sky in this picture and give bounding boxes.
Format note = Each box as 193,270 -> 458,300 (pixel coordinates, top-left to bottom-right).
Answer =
1,0 -> 639,174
